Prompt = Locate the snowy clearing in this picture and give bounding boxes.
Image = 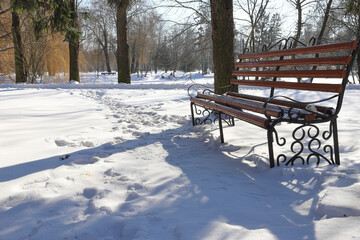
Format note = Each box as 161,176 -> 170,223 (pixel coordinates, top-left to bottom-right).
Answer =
1,72 -> 360,240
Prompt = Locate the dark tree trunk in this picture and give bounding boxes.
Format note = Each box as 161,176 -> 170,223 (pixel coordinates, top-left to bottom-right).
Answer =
11,12 -> 26,83
103,29 -> 112,73
69,0 -> 80,82
293,0 -> 302,49
317,0 -> 333,45
210,0 -> 234,94
130,40 -> 136,73
104,48 -> 111,73
116,0 -> 130,84
69,41 -> 79,81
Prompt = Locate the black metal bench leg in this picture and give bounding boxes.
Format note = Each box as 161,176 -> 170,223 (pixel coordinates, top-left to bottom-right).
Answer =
190,103 -> 196,126
218,112 -> 225,143
267,127 -> 275,168
332,118 -> 340,165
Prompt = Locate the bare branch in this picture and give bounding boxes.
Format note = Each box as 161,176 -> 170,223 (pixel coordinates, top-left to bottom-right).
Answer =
0,7 -> 10,15
0,32 -> 11,39
0,46 -> 14,51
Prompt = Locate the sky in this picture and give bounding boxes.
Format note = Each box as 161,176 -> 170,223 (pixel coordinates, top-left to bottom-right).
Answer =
152,0 -> 298,36
81,0 -> 307,38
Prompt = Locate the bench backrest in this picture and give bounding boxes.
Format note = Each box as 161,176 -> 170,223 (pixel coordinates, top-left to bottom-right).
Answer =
232,41 -> 359,115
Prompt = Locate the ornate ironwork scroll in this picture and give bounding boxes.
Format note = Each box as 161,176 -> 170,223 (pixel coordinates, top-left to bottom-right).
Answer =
191,104 -> 234,126
189,83 -> 235,126
187,84 -> 214,98
272,122 -> 336,166
262,36 -> 317,53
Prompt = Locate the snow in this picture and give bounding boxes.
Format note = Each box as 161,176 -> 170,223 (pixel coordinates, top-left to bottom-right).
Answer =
1,72 -> 360,240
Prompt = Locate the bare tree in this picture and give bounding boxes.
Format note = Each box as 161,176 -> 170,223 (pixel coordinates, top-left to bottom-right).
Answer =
85,0 -> 116,73
235,0 -> 270,52
316,0 -> 333,45
287,0 -> 316,48
128,8 -> 160,76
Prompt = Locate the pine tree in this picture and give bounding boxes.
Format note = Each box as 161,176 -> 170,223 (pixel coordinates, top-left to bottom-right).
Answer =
11,0 -> 81,82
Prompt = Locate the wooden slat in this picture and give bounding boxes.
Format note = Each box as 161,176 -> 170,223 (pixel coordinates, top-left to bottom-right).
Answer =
238,41 -> 358,60
226,92 -> 335,114
190,98 -> 269,129
235,56 -> 352,68
197,93 -> 322,119
197,93 -> 281,117
232,69 -> 347,78
230,79 -> 343,93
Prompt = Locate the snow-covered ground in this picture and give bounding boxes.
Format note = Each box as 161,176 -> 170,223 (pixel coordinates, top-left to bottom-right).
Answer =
1,72 -> 360,240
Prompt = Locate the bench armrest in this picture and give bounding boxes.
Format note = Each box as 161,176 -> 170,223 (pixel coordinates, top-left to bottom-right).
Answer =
187,84 -> 215,98
263,95 -> 337,121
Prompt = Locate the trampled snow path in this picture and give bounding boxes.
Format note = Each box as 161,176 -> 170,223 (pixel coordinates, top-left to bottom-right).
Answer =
1,74 -> 360,239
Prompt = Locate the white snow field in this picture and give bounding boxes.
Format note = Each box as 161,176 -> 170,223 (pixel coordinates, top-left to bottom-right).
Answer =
1,72 -> 360,240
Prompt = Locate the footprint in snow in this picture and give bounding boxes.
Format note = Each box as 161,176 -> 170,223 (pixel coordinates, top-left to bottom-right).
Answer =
81,141 -> 95,147
72,157 -> 100,165
125,191 -> 140,201
55,139 -> 75,147
127,183 -> 143,191
104,168 -> 130,182
82,188 -> 112,200
104,168 -> 122,177
83,188 -> 98,199
127,124 -> 138,129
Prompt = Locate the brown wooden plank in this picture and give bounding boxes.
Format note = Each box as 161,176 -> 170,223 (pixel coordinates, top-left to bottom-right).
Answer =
230,79 -> 343,93
197,93 -> 281,117
235,56 -> 352,68
238,41 -> 358,60
197,93 -> 321,119
232,69 -> 347,78
226,92 -> 335,114
190,98 -> 269,128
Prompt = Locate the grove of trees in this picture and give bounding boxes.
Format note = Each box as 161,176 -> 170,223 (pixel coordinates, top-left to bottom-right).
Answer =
0,0 -> 360,85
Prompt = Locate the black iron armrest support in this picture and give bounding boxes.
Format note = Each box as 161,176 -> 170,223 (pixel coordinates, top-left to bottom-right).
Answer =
263,94 -> 339,121
187,84 -> 215,98
188,83 -> 236,98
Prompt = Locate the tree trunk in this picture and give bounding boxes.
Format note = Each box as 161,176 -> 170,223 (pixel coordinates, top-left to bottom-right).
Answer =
293,0 -> 303,83
130,40 -> 136,73
356,0 -> 360,82
103,29 -> 112,73
69,0 -> 80,82
293,0 -> 302,49
69,40 -> 79,81
317,0 -> 332,45
104,47 -> 111,73
210,0 -> 234,94
116,0 -> 131,84
11,12 -> 26,83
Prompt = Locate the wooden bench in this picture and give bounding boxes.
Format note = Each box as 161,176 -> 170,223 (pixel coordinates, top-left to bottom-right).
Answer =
101,72 -> 116,75
189,40 -> 359,168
